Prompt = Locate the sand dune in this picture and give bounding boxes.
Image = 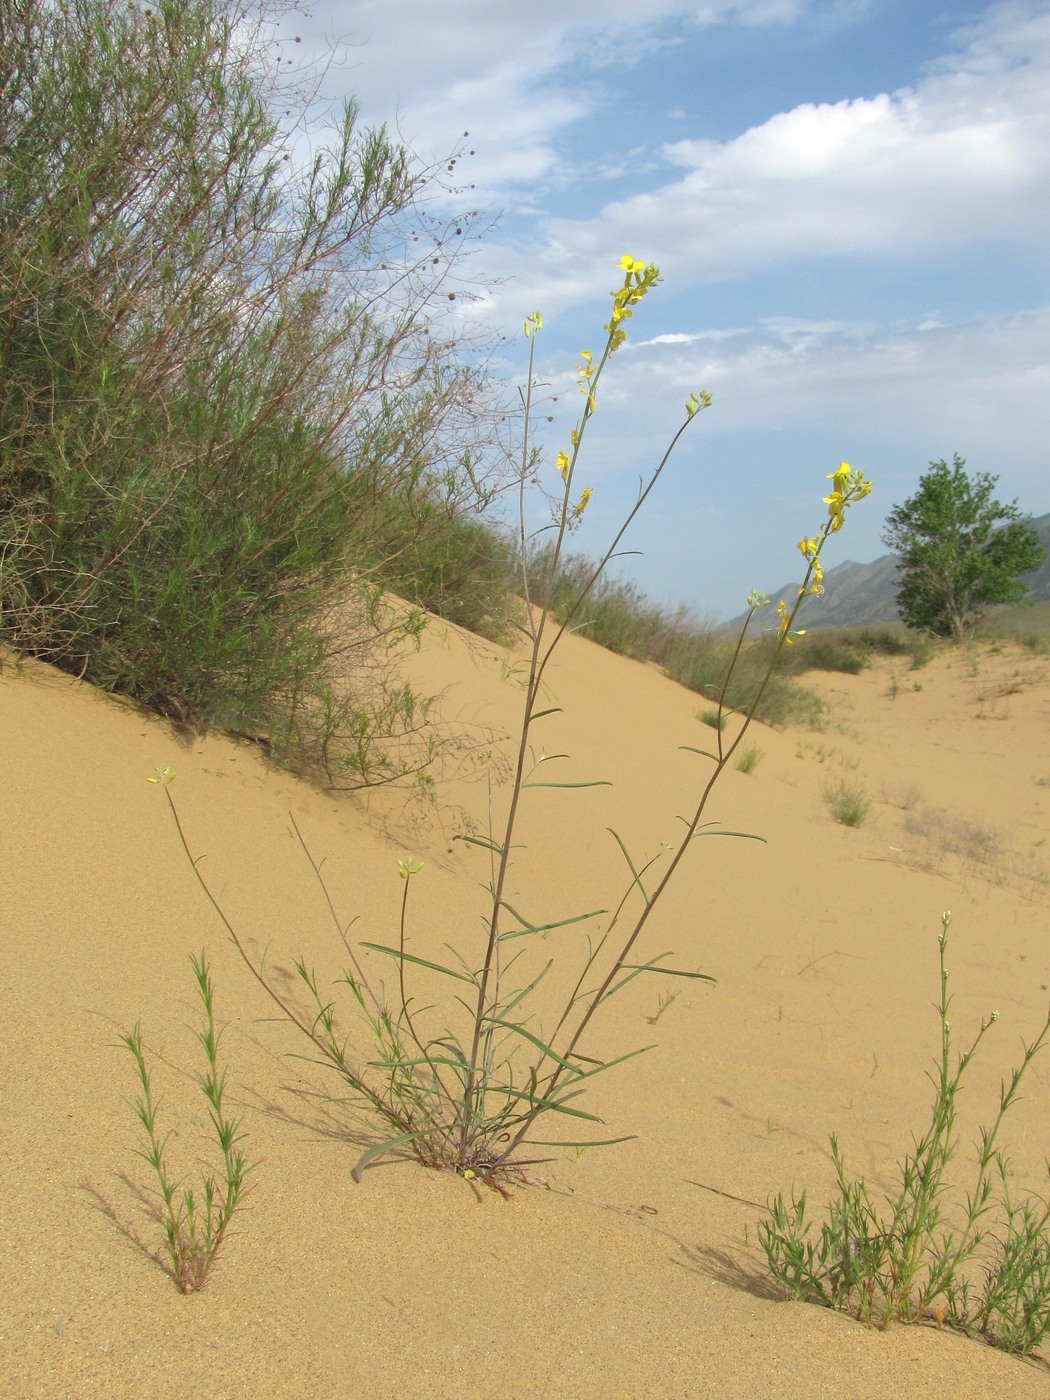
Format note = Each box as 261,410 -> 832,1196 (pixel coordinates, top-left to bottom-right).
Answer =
2,624 -> 1048,1399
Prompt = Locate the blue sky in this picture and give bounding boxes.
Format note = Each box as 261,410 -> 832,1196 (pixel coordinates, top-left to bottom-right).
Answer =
283,0 -> 1050,621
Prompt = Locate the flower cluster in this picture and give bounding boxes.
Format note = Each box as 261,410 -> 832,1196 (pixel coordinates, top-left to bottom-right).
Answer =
773,462 -> 873,643
796,536 -> 825,597
823,461 -> 871,532
776,598 -> 800,643
546,255 -> 661,519
605,254 -> 661,351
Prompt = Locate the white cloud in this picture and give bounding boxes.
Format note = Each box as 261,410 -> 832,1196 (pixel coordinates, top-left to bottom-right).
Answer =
522,302 -> 1050,616
271,1 -> 1050,617
675,308 -> 1050,447
283,0 -> 841,200
530,3 -> 1050,282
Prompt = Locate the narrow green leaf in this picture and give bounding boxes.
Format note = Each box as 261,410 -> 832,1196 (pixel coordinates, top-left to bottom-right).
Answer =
358,943 -> 475,984
454,834 -> 505,855
688,828 -> 766,843
620,964 -> 716,982
352,1129 -> 433,1182
522,779 -> 614,790
485,1015 -> 582,1072
500,960 -> 553,1016
527,707 -> 563,723
493,1087 -> 603,1121
607,827 -> 650,902
605,963 -> 656,999
523,1134 -> 638,1149
498,902 -> 607,939
366,1052 -> 463,1073
566,1043 -> 655,1083
679,745 -> 719,761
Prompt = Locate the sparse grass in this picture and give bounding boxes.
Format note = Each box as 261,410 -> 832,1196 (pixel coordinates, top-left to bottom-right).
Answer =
909,638 -> 937,670
821,778 -> 870,827
735,744 -> 763,775
903,808 -> 1002,873
973,599 -> 1050,647
527,548 -> 827,730
760,919 -> 1050,1355
122,952 -> 252,1292
777,626 -> 938,676
699,708 -> 726,731
881,779 -> 923,812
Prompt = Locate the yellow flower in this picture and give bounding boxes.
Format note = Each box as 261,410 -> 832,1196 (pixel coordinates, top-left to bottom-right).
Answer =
618,254 -> 646,275
776,599 -> 805,644
523,311 -> 543,339
556,450 -> 571,481
575,486 -> 593,514
397,858 -> 424,879
830,461 -> 851,493
823,462 -> 873,529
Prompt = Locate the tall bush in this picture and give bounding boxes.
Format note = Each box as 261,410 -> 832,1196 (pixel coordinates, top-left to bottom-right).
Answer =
0,0 -> 503,770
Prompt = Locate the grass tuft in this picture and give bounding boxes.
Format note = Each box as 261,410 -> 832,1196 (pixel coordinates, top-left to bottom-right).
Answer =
821,778 -> 871,827
735,744 -> 763,775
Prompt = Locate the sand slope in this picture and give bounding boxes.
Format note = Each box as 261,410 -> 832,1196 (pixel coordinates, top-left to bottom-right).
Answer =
1,625 -> 1048,1399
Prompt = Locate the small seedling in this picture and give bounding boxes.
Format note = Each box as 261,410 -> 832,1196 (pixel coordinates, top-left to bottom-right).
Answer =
646,984 -> 683,1025
122,950 -> 252,1292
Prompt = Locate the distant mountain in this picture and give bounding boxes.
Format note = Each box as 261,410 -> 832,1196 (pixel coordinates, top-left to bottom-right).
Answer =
727,511 -> 1050,631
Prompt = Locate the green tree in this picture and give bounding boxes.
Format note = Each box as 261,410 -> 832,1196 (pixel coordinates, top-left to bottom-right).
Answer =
882,456 -> 1045,640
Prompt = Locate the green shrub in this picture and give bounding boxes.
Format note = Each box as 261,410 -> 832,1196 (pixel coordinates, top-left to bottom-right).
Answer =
0,0 -> 504,780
